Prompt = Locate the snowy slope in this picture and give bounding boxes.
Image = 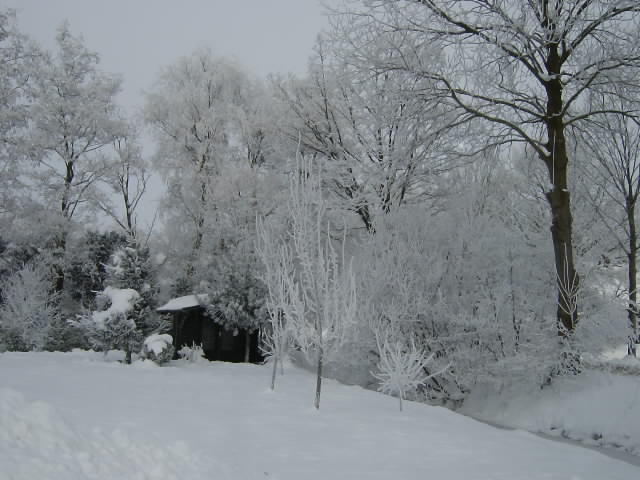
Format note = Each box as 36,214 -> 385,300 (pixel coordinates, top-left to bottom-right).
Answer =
462,366 -> 640,456
1,351 -> 638,480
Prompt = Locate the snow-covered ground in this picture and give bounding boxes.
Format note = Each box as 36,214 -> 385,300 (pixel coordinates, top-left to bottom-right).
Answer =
462,351 -> 640,457
1,351 -> 639,479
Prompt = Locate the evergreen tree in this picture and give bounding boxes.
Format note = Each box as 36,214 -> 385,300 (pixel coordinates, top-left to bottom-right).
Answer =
205,246 -> 269,362
105,240 -> 161,337
66,230 -> 128,310
72,286 -> 143,364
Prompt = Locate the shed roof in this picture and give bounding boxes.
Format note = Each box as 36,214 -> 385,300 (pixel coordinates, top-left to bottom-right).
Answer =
156,294 -> 209,312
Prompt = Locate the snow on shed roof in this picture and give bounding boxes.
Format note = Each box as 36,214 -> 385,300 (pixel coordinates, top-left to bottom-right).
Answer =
156,294 -> 209,312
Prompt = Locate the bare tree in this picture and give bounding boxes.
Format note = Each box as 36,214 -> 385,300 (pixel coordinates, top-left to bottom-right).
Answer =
256,215 -> 295,390
258,158 -> 357,408
337,0 -> 640,333
578,95 -> 640,354
274,34 -> 466,232
97,127 -> 149,240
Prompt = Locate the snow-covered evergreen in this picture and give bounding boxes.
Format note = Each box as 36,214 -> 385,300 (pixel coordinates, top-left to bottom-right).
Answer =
72,286 -> 142,363
105,240 -> 162,338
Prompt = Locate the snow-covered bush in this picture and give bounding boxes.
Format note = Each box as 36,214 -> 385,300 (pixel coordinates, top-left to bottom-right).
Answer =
177,343 -> 206,363
71,287 -> 143,364
0,262 -> 59,351
373,333 -> 438,412
141,333 -> 174,365
369,302 -> 447,411
356,188 -> 560,403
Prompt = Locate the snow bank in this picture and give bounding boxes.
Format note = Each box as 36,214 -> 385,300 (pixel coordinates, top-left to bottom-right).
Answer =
462,369 -> 640,456
0,388 -> 203,480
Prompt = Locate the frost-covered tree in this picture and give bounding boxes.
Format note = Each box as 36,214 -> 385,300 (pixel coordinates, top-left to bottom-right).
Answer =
193,162 -> 282,361
0,262 -> 59,351
0,10 -> 29,142
275,32 -> 465,230
577,96 -> 640,355
0,10 -> 38,232
24,22 -> 124,291
144,49 -> 253,290
0,239 -> 39,286
336,0 -> 640,335
257,216 -> 295,390
96,124 -> 150,240
259,159 -> 357,408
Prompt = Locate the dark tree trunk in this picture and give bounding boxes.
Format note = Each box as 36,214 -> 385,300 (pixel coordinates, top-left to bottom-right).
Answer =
55,155 -> 75,293
270,350 -> 278,390
542,43 -> 579,335
314,344 -> 323,410
244,330 -> 251,363
544,156 -> 578,333
183,178 -> 208,288
627,199 -> 638,356
53,232 -> 67,293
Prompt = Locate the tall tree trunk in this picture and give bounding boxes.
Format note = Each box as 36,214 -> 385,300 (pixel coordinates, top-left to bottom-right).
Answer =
627,199 -> 638,356
55,156 -> 75,293
544,153 -> 578,334
182,179 -> 208,292
270,351 -> 278,390
543,45 -> 579,335
53,237 -> 66,293
314,345 -> 323,410
244,330 -> 251,363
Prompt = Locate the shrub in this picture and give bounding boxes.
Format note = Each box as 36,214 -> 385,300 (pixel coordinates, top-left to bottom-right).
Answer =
142,334 -> 174,365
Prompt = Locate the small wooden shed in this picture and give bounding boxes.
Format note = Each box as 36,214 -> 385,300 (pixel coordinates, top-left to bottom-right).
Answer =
157,294 -> 262,363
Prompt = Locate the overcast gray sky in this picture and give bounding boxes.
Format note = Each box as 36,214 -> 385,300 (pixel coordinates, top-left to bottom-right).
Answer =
9,0 -> 336,109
